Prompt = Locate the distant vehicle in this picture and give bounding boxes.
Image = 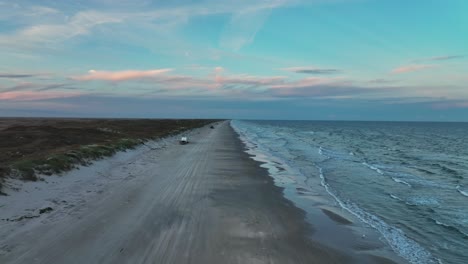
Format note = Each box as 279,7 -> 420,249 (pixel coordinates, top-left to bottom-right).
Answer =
210,125 -> 214,129
180,136 -> 189,145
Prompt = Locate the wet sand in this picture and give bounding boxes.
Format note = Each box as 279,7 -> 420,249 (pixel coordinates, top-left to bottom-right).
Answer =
0,121 -> 400,263
321,208 -> 353,225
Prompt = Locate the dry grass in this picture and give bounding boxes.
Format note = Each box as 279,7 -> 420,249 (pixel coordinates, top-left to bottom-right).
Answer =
0,118 -> 219,192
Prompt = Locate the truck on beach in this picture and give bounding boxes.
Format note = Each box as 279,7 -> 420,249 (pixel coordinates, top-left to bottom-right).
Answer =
180,136 -> 189,145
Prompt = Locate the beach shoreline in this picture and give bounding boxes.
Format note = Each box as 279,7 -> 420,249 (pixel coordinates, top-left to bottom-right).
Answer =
1,121 -> 402,263
232,121 -> 407,264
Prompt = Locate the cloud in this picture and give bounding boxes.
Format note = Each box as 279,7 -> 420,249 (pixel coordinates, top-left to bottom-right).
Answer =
265,76 -> 398,99
218,0 -> 301,51
0,1 -> 297,51
0,4 -> 62,24
143,71 -> 287,95
393,54 -> 465,75
0,73 -> 35,78
71,69 -> 173,82
214,66 -> 224,74
67,67 -> 359,99
219,75 -> 285,86
150,70 -> 286,95
282,67 -> 342,75
0,91 -> 82,101
215,75 -> 286,92
0,10 -> 122,49
413,55 -> 466,62
269,77 -> 340,89
68,68 -> 383,100
391,64 -> 435,74
269,84 -> 389,98
36,83 -> 69,91
218,0 -> 299,51
429,55 -> 465,61
6,66 -> 460,104
1,82 -> 69,93
219,7 -> 272,51
88,0 -> 153,9
1,82 -> 36,92
368,78 -> 397,84
150,75 -> 215,91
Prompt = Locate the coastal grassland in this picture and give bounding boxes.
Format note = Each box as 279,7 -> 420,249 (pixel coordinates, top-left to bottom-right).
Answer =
0,118 -> 218,193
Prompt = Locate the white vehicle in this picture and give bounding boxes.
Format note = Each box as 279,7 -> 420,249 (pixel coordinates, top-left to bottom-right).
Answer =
179,136 -> 189,145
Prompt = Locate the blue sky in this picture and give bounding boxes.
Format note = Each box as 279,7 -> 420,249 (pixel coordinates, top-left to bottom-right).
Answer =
0,0 -> 467,121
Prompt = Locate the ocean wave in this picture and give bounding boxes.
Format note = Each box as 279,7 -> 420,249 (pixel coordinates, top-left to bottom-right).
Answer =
456,186 -> 468,197
432,163 -> 463,179
433,219 -> 468,238
317,166 -> 437,264
406,179 -> 452,189
320,148 -> 354,160
405,197 -> 440,207
414,167 -> 436,175
458,189 -> 468,197
389,194 -> 403,201
362,162 -> 384,175
318,146 -> 330,159
392,178 -> 412,187
386,171 -> 452,190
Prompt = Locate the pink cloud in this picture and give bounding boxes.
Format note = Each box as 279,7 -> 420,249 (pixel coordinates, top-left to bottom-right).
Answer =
71,69 -> 173,82
160,74 -> 348,98
392,64 -> 435,74
0,91 -> 82,101
214,67 -> 225,88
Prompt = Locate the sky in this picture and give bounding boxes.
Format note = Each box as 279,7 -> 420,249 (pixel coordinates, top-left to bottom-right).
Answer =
0,0 -> 467,121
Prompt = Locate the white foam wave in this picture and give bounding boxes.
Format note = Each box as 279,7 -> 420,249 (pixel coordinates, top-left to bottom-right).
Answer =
318,146 -> 331,159
456,186 -> 468,197
407,178 -> 451,189
387,172 -> 450,189
434,219 -> 468,238
406,196 -> 440,206
317,166 -> 436,264
392,177 -> 412,187
434,219 -> 450,228
390,194 -> 403,201
458,189 -> 468,197
362,162 -> 384,175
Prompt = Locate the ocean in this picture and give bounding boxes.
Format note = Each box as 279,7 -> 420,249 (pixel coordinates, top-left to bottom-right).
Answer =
231,120 -> 468,264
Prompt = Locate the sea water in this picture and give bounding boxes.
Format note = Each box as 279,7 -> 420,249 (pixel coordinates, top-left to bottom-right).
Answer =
231,120 -> 468,264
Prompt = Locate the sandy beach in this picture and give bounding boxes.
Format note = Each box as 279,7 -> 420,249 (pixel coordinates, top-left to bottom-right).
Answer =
0,121 -> 402,263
